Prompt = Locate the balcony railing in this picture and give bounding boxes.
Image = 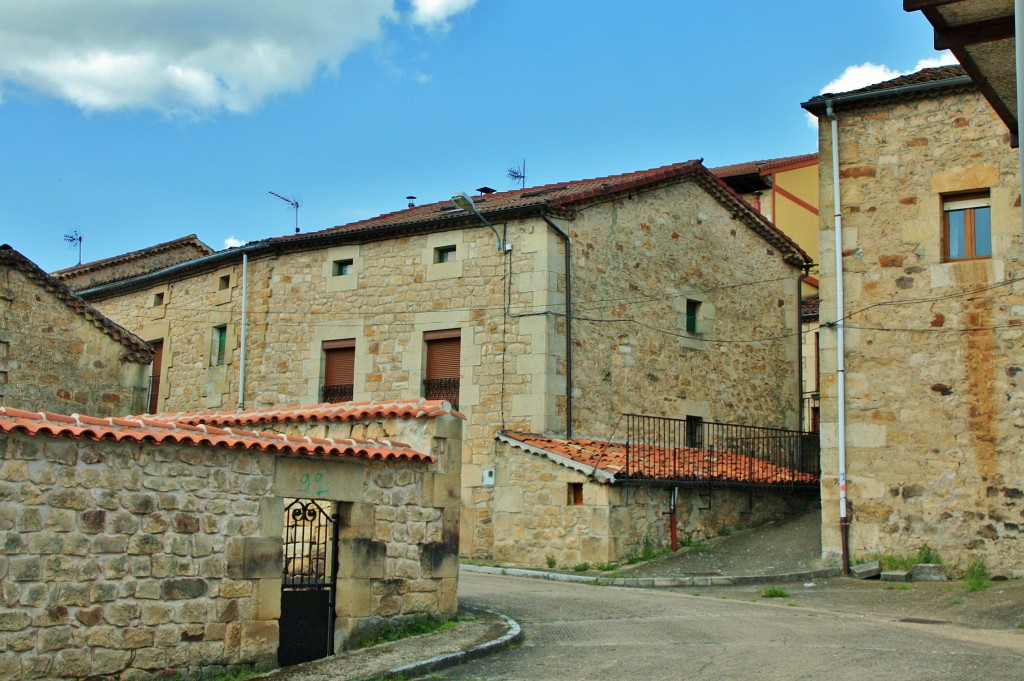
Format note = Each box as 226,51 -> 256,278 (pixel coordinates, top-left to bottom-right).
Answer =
320,383 -> 353,403
423,378 -> 460,409
624,413 -> 820,489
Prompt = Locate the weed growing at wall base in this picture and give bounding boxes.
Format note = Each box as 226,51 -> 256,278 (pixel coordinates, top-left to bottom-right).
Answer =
963,558 -> 990,592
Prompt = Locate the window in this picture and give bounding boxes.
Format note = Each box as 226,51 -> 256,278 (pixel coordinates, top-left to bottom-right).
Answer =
218,274 -> 231,290
685,299 -> 701,334
148,340 -> 163,414
211,325 -> 227,366
321,339 -> 355,402
685,415 -> 704,448
332,259 -> 353,276
151,292 -> 165,307
434,245 -> 457,263
567,482 -> 584,506
424,329 -> 460,408
943,192 -> 991,261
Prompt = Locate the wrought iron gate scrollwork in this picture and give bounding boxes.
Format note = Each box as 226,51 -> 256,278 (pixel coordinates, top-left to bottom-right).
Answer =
278,498 -> 339,667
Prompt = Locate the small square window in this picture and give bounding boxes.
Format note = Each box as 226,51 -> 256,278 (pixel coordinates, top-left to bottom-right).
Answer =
434,245 -> 457,263
0,370 -> 7,385
685,300 -> 701,335
567,482 -> 584,506
332,259 -> 354,276
943,191 -> 991,261
211,325 -> 227,366
0,340 -> 8,357
152,292 -> 165,307
218,275 -> 231,290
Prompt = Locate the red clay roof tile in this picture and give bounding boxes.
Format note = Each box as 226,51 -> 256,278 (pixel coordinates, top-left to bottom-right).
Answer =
151,398 -> 464,426
711,153 -> 819,179
802,66 -> 970,113
499,431 -> 816,486
0,406 -> 434,462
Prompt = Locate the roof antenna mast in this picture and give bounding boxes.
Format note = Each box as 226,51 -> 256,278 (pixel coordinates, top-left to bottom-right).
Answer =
507,159 -> 527,189
63,229 -> 83,265
268,191 -> 300,233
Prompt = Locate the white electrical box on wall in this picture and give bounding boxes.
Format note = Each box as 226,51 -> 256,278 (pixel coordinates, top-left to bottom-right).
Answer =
482,469 -> 495,487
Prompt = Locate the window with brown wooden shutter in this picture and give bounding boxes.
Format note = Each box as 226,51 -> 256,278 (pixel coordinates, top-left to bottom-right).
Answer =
423,329 -> 460,407
322,339 -> 355,402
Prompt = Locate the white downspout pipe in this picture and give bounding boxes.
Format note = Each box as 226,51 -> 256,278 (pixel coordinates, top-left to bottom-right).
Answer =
238,252 -> 248,410
1016,0 -> 1024,241
826,101 -> 850,575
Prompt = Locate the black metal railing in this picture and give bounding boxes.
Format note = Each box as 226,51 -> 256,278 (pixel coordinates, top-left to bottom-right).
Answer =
320,383 -> 353,403
624,413 -> 820,489
423,378 -> 460,409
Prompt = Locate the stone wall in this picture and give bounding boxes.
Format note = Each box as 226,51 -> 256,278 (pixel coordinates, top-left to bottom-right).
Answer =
815,84 -> 1024,575
490,441 -> 810,568
564,181 -> 802,437
86,175 -> 802,561
0,256 -> 149,416
0,411 -> 462,679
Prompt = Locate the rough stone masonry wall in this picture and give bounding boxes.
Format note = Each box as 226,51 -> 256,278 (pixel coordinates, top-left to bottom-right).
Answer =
490,442 -> 808,568
816,86 -> 1024,576
0,412 -> 461,679
88,225 -> 558,561
0,263 -> 148,417
567,181 -> 802,437
0,432 -> 281,680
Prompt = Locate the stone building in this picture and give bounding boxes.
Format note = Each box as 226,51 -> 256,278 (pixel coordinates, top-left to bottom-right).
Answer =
490,431 -> 816,568
73,160 -> 811,561
53,234 -> 214,292
0,245 -> 153,416
0,398 -> 462,679
802,66 -> 1023,576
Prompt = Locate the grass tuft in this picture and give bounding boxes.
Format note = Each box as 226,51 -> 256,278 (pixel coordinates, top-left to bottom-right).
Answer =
572,562 -> 591,572
963,558 -> 990,593
760,586 -> 789,598
357,613 -> 457,649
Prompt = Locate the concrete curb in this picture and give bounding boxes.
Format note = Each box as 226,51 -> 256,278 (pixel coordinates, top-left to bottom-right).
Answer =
461,563 -> 841,587
373,609 -> 523,681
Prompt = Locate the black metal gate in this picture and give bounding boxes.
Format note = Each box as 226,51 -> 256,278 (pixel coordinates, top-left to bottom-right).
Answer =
278,499 -> 339,667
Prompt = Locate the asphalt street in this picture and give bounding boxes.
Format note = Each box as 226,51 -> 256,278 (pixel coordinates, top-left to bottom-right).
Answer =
449,571 -> 1024,681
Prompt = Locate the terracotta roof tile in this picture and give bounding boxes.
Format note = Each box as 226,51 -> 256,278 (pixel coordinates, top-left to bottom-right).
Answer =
52,234 -> 213,283
499,431 -> 817,486
151,398 -> 464,426
803,66 -> 970,112
0,245 -> 154,364
0,406 -> 434,462
801,296 -> 820,319
711,153 -> 819,179
274,160 -> 810,266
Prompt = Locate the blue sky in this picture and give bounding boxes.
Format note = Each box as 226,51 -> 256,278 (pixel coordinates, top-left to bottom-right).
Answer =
1,1 -> 954,273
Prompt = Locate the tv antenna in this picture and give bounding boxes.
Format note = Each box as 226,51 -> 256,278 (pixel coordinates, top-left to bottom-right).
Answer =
63,229 -> 83,265
507,159 -> 527,189
269,191 -> 300,233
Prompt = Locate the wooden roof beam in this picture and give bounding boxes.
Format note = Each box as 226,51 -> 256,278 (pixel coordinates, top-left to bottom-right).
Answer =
934,15 -> 1015,50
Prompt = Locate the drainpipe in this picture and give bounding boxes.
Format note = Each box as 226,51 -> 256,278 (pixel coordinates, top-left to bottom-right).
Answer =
669,486 -> 678,551
826,101 -> 850,575
797,265 -> 809,432
543,216 -> 574,438
1017,0 -> 1024,241
238,251 -> 249,410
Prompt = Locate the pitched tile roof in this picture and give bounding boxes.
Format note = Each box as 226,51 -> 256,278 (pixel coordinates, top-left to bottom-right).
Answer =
801,296 -> 820,319
0,406 -> 433,462
498,431 -> 817,486
0,245 -> 153,364
274,160 -> 810,266
711,153 -> 819,179
802,66 -> 970,113
154,398 -> 465,426
52,234 -> 213,287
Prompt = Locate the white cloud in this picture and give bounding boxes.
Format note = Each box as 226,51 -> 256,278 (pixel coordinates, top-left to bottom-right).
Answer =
410,0 -> 477,30
808,52 -> 960,127
0,0 -> 474,115
224,236 -> 244,248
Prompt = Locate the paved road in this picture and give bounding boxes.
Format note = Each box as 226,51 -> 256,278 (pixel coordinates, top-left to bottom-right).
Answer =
451,572 -> 1023,681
